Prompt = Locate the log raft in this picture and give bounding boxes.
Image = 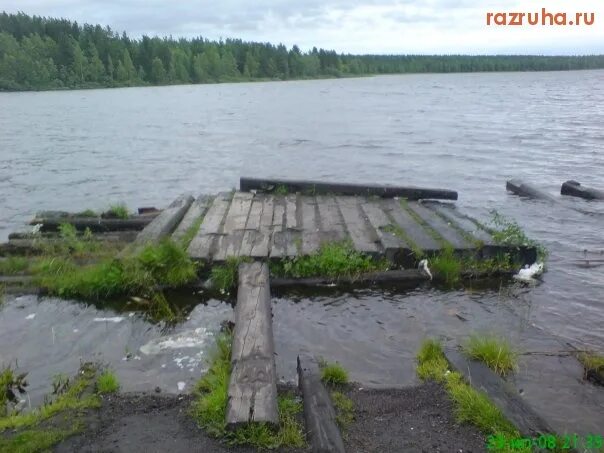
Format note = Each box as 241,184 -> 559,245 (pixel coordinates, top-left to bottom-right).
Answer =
506,179 -> 556,202
561,180 -> 604,201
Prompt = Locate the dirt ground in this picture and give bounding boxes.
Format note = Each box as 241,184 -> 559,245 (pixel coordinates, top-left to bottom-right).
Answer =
53,382 -> 487,453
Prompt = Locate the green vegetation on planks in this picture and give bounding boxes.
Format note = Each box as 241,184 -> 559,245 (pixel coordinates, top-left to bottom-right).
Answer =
270,241 -> 389,279
104,203 -> 129,219
490,211 -> 548,261
462,335 -> 518,376
2,12 -> 603,92
0,256 -> 29,275
192,332 -> 305,449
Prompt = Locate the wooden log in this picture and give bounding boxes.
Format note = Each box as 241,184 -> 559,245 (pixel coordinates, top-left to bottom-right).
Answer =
29,216 -> 154,232
406,202 -> 473,250
444,349 -> 554,438
187,192 -> 233,261
240,177 -> 458,200
361,199 -> 406,260
506,179 -> 556,202
133,194 -> 194,246
297,355 -> 346,453
214,192 -> 254,260
335,196 -> 380,255
383,199 -> 441,252
560,180 -> 604,201
171,195 -> 213,242
272,269 -> 430,288
226,262 -> 278,427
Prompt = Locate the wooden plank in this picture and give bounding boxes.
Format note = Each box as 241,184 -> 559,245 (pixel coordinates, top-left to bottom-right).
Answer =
423,202 -> 494,245
239,197 -> 263,257
335,196 -> 380,255
133,194 -> 194,245
269,197 -> 288,258
316,195 -> 346,245
445,349 -> 556,439
171,195 -> 212,242
361,199 -> 406,260
214,192 -> 254,260
284,194 -> 298,230
187,192 -> 232,261
381,199 -> 439,253
226,262 -> 278,428
561,180 -> 604,200
30,216 -> 154,233
300,196 -> 321,255
240,176 -> 458,200
406,202 -> 473,250
297,355 -> 346,453
506,179 -> 555,202
251,195 -> 274,259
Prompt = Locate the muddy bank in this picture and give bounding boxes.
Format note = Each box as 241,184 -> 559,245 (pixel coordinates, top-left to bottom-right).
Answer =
343,381 -> 487,453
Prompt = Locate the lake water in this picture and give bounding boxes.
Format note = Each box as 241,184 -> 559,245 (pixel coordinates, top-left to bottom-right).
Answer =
1,71 -> 603,430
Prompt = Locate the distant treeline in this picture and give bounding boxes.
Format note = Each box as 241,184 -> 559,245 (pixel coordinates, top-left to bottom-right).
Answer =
1,11 -> 604,91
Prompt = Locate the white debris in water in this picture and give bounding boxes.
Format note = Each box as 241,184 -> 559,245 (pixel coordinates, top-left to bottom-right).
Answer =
73,329 -> 79,333
93,317 -> 124,323
161,364 -> 166,368
25,313 -> 36,320
418,259 -> 433,280
514,262 -> 544,283
129,312 -> 135,317
177,381 -> 186,392
139,327 -> 211,355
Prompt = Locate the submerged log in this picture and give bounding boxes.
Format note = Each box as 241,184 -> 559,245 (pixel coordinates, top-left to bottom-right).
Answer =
561,180 -> 604,201
444,349 -> 554,438
297,354 -> 346,453
240,177 -> 458,200
272,269 -> 430,288
29,216 -> 155,232
226,262 -> 278,428
506,179 -> 556,202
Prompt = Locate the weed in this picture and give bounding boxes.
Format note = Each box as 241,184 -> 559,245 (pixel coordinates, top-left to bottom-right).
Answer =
106,203 -> 129,219
96,370 -> 119,394
416,339 -> 522,449
577,352 -> 604,383
0,257 -> 29,275
1,366 -> 28,417
274,184 -> 289,196
210,257 -> 250,293
320,361 -> 349,386
490,211 -> 547,261
272,241 -> 388,279
331,391 -> 354,429
462,335 -> 518,376
0,426 -> 81,453
430,246 -> 462,285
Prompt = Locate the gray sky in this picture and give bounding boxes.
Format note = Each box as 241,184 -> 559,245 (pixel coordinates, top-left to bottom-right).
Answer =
3,0 -> 603,54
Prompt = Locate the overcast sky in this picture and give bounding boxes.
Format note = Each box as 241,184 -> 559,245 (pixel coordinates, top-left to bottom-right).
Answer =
3,0 -> 603,54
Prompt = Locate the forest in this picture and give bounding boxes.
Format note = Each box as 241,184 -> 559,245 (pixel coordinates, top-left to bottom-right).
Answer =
1,11 -> 604,91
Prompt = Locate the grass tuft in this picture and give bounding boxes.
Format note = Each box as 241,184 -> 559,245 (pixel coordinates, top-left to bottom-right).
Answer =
462,335 -> 518,376
331,391 -> 354,429
577,352 -> 604,384
96,370 -> 119,394
210,257 -> 251,294
320,361 -> 349,386
106,203 -> 129,219
271,241 -> 388,279
490,211 -> 547,261
430,246 -> 462,285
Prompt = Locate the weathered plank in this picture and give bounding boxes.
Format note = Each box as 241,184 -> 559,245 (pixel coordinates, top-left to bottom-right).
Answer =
240,176 -> 458,200
133,194 -> 195,245
361,199 -> 406,260
506,179 -> 556,202
214,192 -> 254,260
561,180 -> 604,201
406,202 -> 473,250
251,195 -> 274,258
284,194 -> 298,230
297,355 -> 346,453
382,199 -> 441,252
239,197 -> 263,257
283,194 -> 301,257
171,195 -> 213,242
316,195 -> 346,244
187,192 -> 232,261
445,349 -> 555,438
30,216 -> 154,233
335,196 -> 380,255
423,202 -> 494,245
227,262 -> 278,428
300,196 -> 321,255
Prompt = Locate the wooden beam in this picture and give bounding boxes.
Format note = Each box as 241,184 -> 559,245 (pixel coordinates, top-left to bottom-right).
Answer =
226,262 -> 278,428
133,194 -> 195,246
506,179 -> 556,202
444,349 -> 555,438
240,177 -> 458,200
297,355 -> 346,453
561,180 -> 604,201
187,192 -> 232,261
29,216 -> 155,232
272,269 -> 430,288
171,195 -> 212,242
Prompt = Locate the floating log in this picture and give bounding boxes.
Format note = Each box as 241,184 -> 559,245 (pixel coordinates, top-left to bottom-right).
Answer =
444,349 -> 554,438
132,194 -> 194,246
8,231 -> 138,242
297,354 -> 346,453
29,216 -> 155,233
240,177 -> 458,201
272,270 -> 430,288
506,179 -> 556,202
226,262 -> 278,428
561,180 -> 604,201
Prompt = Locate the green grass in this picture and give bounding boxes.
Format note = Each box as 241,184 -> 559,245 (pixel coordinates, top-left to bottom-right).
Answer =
430,246 -> 462,285
0,426 -> 82,453
271,241 -> 388,279
320,361 -> 349,386
490,211 -> 547,261
331,391 -> 354,429
273,184 -> 289,195
210,257 -> 251,294
577,352 -> 604,382
416,339 -> 525,452
0,256 -> 29,275
462,335 -> 518,376
96,370 -> 119,394
106,203 -> 129,219
192,332 -> 306,449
